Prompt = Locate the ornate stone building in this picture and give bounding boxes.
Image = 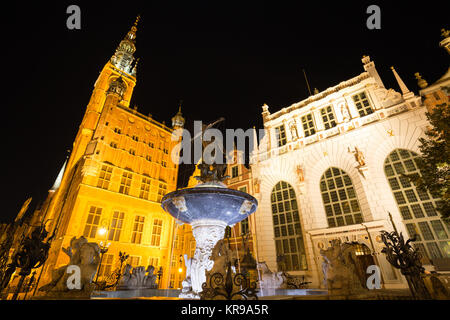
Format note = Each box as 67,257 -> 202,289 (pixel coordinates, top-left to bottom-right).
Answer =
417,29 -> 449,113
249,31 -> 450,289
30,18 -> 187,291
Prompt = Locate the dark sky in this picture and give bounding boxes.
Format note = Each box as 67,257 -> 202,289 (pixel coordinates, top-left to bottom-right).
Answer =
2,1 -> 448,223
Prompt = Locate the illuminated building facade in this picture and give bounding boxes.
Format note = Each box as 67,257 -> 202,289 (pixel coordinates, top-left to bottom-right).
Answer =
417,29 -> 449,113
34,18 -> 187,290
250,33 -> 450,288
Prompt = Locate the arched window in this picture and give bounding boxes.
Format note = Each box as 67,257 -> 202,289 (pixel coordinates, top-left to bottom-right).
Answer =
271,181 -> 307,271
320,167 -> 364,227
384,149 -> 449,261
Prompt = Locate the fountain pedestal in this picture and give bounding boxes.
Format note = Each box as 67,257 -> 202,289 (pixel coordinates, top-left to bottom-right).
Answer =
187,220 -> 227,298
162,180 -> 258,299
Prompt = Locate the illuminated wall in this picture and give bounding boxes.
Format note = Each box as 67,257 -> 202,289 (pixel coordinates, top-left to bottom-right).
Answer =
250,53 -> 449,289
34,20 -> 187,290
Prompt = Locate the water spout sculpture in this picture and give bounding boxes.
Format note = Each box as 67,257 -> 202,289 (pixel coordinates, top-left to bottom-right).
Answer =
161,119 -> 258,299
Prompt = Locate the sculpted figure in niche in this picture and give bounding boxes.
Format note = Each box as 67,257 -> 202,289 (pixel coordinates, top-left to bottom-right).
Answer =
341,104 -> 350,122
289,121 -> 299,140
296,165 -> 305,183
348,146 -> 366,167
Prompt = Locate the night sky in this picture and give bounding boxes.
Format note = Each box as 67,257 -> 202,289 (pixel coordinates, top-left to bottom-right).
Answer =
2,1 -> 448,223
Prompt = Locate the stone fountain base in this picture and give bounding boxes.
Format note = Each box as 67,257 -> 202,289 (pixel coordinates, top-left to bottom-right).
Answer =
180,219 -> 227,299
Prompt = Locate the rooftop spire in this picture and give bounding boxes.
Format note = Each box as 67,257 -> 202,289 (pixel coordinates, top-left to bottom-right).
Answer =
110,15 -> 141,75
171,100 -> 185,128
391,66 -> 414,99
126,15 -> 140,41
50,158 -> 68,192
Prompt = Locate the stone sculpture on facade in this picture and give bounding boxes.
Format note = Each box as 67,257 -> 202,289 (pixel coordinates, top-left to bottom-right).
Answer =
348,146 -> 366,167
289,120 -> 299,140
340,104 -> 351,122
38,236 -> 100,298
296,165 -> 305,183
348,146 -> 368,177
319,239 -> 367,296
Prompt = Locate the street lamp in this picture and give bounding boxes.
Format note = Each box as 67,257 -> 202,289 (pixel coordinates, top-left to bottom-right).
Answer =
94,240 -> 111,285
98,227 -> 107,237
157,267 -> 163,288
178,255 -> 183,273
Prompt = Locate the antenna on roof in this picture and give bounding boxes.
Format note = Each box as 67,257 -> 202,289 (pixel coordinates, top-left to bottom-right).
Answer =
302,68 -> 312,96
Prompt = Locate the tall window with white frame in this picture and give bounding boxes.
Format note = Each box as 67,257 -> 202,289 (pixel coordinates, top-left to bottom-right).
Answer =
131,215 -> 145,244
108,211 -> 125,241
320,106 -> 337,129
97,165 -> 113,190
301,113 -> 316,137
148,257 -> 159,268
157,183 -> 167,202
151,218 -> 163,246
384,148 -> 449,262
238,186 -> 249,235
129,256 -> 141,268
83,206 -> 102,239
320,167 -> 364,227
352,91 -> 374,117
119,171 -> 133,195
275,125 -> 287,147
231,166 -> 239,178
240,218 -> 249,235
139,177 -> 151,200
271,181 -> 308,271
98,254 -> 114,278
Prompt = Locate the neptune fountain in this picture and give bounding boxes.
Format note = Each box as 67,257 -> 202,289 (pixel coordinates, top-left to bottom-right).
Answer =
161,124 -> 258,299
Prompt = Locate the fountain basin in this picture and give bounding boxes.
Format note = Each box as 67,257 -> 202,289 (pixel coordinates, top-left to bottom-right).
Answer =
161,185 -> 258,226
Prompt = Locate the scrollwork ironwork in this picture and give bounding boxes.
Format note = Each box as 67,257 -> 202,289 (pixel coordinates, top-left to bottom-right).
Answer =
380,220 -> 432,299
200,262 -> 258,300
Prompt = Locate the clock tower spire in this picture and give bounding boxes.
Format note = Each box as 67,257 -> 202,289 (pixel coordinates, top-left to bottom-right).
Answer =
110,15 -> 140,74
